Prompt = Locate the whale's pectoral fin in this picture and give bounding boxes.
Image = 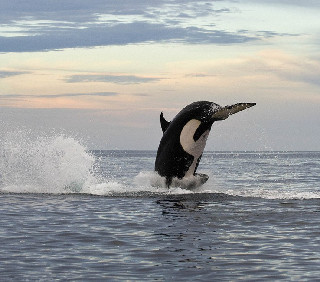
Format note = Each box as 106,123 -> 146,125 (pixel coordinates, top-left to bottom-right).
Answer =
212,103 -> 256,121
160,112 -> 171,133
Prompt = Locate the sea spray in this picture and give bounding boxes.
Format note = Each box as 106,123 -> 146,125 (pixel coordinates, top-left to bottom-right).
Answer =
0,130 -> 95,194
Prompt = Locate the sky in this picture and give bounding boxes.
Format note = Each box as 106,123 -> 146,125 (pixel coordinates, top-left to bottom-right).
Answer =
0,0 -> 320,150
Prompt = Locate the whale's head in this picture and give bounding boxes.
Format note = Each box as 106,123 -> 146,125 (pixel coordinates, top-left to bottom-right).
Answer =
175,101 -> 255,139
176,101 -> 256,125
178,101 -> 256,162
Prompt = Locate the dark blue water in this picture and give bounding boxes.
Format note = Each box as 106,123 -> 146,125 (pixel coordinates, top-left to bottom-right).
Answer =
1,137 -> 320,280
1,193 -> 320,281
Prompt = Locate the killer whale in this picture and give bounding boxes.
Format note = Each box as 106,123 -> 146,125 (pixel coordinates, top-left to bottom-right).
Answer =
155,101 -> 256,188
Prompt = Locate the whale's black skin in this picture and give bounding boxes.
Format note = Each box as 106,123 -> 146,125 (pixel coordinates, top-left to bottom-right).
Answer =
155,101 -> 256,187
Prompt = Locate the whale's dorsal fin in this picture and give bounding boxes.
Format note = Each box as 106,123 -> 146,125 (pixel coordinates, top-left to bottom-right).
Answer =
160,112 -> 171,133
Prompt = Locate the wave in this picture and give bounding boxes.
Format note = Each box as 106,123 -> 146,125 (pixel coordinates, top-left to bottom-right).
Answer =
1,130 -> 319,200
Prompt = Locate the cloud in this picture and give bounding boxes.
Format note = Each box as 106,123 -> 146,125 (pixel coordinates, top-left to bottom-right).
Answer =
0,22 -> 259,53
185,73 -> 217,78
0,92 -> 118,99
0,1 -> 233,24
50,92 -> 119,98
241,0 -> 320,8
256,30 -> 299,38
206,50 -> 320,88
0,0 -> 158,23
66,73 -> 163,84
243,50 -> 320,88
0,71 -> 29,78
0,0 -> 294,53
276,58 -> 320,87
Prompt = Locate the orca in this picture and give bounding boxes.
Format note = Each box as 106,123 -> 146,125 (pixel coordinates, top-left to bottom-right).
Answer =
155,101 -> 256,188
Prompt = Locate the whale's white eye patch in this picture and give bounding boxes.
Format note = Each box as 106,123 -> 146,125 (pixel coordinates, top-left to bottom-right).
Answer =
180,119 -> 210,176
180,119 -> 201,153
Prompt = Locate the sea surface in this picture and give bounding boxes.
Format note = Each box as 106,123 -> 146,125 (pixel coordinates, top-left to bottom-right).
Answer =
1,134 -> 320,281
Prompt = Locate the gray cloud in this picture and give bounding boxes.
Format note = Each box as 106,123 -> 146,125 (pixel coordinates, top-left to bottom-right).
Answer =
0,22 -> 258,53
66,74 -> 163,84
0,0 -> 293,53
0,0 -> 159,23
256,30 -> 299,38
0,71 -> 29,78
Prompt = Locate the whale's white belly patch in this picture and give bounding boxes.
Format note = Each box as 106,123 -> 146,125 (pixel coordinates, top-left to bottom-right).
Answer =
180,119 -> 210,177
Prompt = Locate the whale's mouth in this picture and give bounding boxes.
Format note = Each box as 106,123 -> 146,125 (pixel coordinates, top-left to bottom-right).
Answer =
211,103 -> 256,121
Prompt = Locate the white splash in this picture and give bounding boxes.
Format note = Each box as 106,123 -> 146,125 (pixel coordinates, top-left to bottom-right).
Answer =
0,130 -> 199,196
1,130 -> 319,200
134,171 -> 209,194
0,130 -> 95,194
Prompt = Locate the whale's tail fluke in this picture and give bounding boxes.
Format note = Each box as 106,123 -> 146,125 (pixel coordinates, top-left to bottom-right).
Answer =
212,103 -> 256,121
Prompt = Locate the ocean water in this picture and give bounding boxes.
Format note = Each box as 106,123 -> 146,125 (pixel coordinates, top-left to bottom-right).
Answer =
1,132 -> 320,281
